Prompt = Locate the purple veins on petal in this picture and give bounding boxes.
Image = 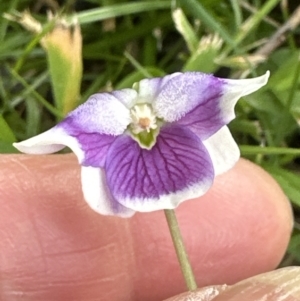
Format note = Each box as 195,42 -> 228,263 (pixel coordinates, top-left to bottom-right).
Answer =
76,132 -> 116,167
12,70 -> 270,217
150,72 -> 226,140
59,116 -> 117,167
145,71 -> 269,140
105,124 -> 215,212
175,81 -> 224,140
153,72 -> 223,123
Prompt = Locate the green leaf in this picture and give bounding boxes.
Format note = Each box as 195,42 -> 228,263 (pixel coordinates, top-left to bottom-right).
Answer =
26,98 -> 41,137
245,91 -> 298,146
179,0 -> 236,48
234,0 -> 281,46
240,146 -> 300,156
230,119 -> 261,141
116,67 -> 165,89
7,66 -> 63,118
268,51 -> 299,95
76,1 -> 171,24
287,232 -> 300,262
229,0 -> 242,28
0,141 -> 19,154
0,115 -> 16,143
83,14 -> 172,58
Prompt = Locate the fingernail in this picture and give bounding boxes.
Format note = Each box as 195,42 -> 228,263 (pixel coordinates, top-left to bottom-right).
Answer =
215,267 -> 300,301
163,285 -> 228,301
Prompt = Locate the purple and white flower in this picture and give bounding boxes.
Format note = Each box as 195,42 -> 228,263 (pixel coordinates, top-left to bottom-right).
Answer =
14,71 -> 269,217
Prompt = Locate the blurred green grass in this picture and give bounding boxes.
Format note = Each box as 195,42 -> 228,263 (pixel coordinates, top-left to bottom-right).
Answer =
0,0 -> 300,265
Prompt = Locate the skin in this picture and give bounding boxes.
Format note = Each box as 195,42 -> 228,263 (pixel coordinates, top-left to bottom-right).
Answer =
0,155 -> 294,301
165,267 -> 300,301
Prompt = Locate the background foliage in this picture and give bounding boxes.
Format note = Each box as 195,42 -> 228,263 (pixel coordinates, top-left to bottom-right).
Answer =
0,0 -> 299,265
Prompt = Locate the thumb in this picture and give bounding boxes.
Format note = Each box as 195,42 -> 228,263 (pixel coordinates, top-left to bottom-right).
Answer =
164,267 -> 300,301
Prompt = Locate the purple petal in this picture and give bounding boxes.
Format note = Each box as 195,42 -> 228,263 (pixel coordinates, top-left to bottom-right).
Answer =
60,117 -> 116,167
177,72 -> 269,139
13,120 -> 117,168
55,88 -> 138,166
81,166 -> 135,217
203,126 -> 240,176
14,89 -> 137,163
66,89 -> 135,135
105,125 -> 214,212
142,71 -> 269,140
76,132 -> 116,167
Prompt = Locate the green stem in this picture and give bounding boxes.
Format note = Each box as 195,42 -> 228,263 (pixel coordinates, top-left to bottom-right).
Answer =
164,209 -> 197,291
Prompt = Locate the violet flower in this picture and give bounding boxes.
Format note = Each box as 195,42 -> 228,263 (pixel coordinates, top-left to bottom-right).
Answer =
14,72 -> 269,217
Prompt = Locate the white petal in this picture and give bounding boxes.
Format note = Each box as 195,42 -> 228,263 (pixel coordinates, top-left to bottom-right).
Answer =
137,73 -> 181,102
111,89 -> 138,108
81,166 -> 135,217
203,126 -> 240,176
116,179 -> 212,212
220,71 -> 270,122
69,90 -> 134,135
13,126 -> 84,161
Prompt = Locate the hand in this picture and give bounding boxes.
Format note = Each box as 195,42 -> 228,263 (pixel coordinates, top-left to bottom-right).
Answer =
165,267 -> 300,301
0,155 -> 293,301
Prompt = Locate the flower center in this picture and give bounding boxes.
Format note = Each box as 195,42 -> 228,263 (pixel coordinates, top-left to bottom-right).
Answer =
130,104 -> 157,134
129,104 -> 159,149
138,117 -> 151,130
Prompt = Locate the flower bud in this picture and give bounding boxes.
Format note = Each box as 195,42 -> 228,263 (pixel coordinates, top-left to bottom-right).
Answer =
42,16 -> 82,115
5,11 -> 83,116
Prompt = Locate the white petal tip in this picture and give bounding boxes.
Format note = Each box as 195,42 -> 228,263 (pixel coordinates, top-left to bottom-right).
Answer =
13,141 -> 30,153
12,127 -> 85,161
243,70 -> 270,93
13,139 -> 65,154
262,70 -> 270,85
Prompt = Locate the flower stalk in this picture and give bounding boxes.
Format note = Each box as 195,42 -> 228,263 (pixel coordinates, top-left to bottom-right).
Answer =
164,209 -> 198,291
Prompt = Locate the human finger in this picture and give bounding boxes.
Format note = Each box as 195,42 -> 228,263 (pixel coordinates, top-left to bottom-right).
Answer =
0,155 -> 292,301
164,267 -> 300,301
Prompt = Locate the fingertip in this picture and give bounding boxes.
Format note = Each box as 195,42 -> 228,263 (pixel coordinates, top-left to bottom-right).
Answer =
214,267 -> 300,301
0,155 -> 294,301
163,267 -> 300,301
